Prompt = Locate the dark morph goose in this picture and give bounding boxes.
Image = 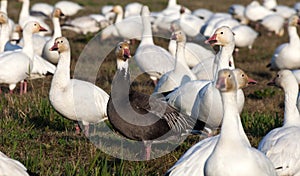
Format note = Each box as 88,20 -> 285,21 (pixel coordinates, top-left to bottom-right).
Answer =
107,41 -> 196,160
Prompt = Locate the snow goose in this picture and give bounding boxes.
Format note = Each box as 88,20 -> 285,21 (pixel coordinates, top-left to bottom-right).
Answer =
228,4 -> 249,25
232,24 -> 259,51
167,26 -> 238,126
154,30 -> 197,93
134,6 -> 175,85
49,36 -> 109,136
42,8 -> 64,64
54,1 -> 83,17
267,15 -> 300,70
18,0 -> 51,36
166,68 -> 257,176
107,41 -> 195,160
263,0 -> 296,19
30,2 -> 54,18
259,14 -> 285,37
202,13 -> 232,38
124,2 -> 143,18
244,0 -> 274,22
0,21 -> 48,94
168,28 -> 215,68
0,151 -> 29,176
203,69 -> 277,176
259,69 -> 300,176
192,8 -> 213,23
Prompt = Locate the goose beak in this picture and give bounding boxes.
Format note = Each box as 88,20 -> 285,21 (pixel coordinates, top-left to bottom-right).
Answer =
171,33 -> 177,40
123,48 -> 131,59
215,76 -> 226,90
39,26 -> 47,32
205,34 -> 217,45
267,78 -> 276,86
49,43 -> 58,51
247,77 -> 257,85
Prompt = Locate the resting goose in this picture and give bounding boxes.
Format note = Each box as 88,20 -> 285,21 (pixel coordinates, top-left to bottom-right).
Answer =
166,69 -> 257,176
154,30 -> 197,93
49,37 -> 109,136
0,151 -> 29,176
134,6 -> 175,85
42,8 -> 64,64
203,69 -> 277,176
107,41 -> 195,160
258,69 -> 300,176
232,24 -> 259,51
268,15 -> 300,70
0,21 -> 47,94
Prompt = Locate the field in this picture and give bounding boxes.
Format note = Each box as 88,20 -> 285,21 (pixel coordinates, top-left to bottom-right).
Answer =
0,0 -> 296,175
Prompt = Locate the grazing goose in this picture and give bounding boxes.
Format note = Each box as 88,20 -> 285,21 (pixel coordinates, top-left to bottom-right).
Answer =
42,8 -> 64,64
232,24 -> 259,51
267,15 -> 300,70
203,69 -> 277,176
49,37 -> 109,136
54,1 -> 83,17
165,69 -> 257,176
154,30 -> 197,93
244,0 -> 274,22
259,14 -> 285,37
167,26 -> 237,120
0,151 -> 29,176
134,6 -> 175,85
107,41 -> 195,160
258,69 -> 300,176
0,21 -> 48,94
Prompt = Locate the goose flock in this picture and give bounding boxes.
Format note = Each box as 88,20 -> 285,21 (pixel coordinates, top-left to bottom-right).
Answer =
2,0 -> 300,175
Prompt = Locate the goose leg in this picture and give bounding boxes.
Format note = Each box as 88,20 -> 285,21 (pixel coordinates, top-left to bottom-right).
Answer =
143,141 -> 152,160
75,123 -> 81,135
84,124 -> 90,137
23,81 -> 27,94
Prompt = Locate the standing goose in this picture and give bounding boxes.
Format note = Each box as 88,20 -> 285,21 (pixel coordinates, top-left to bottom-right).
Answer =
0,21 -> 47,94
42,8 -> 64,64
258,69 -> 300,176
107,41 -> 195,160
154,30 -> 197,93
268,15 -> 300,70
134,5 -> 175,85
204,69 -> 277,176
49,37 -> 109,136
165,68 -> 257,176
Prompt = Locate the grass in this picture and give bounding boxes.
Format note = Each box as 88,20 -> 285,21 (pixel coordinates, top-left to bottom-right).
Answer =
0,0 -> 296,175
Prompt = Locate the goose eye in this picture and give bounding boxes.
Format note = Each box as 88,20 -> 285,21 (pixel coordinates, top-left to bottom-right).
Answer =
220,32 -> 223,34
277,74 -> 279,77
228,74 -> 231,78
119,45 -> 122,49
241,74 -> 244,77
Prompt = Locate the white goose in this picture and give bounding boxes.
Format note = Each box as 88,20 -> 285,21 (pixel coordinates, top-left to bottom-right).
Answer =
41,8 -> 64,64
54,1 -> 83,17
204,69 -> 277,176
259,14 -> 285,37
268,15 -> 300,70
134,5 -> 175,85
0,151 -> 29,176
49,37 -> 109,136
154,30 -> 197,93
167,26 -> 238,126
0,21 -> 48,94
228,4 -> 249,25
30,2 -> 54,17
244,0 -> 274,22
259,69 -> 300,176
232,24 -> 259,51
124,2 -> 143,18
166,69 -> 257,176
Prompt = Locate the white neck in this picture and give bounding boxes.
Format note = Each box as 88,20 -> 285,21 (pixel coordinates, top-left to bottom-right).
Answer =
19,0 -> 30,24
283,80 -> 300,126
52,50 -> 71,89
0,20 -> 9,52
22,29 -> 34,59
140,13 -> 154,46
115,9 -> 123,23
288,25 -> 300,46
168,0 -> 177,8
52,16 -> 62,39
213,43 -> 235,82
1,0 -> 7,14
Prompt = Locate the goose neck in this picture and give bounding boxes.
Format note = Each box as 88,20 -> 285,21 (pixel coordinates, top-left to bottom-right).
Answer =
1,0 -> 7,14
283,83 -> 300,126
117,58 -> 129,75
52,17 -> 62,38
22,30 -> 34,59
288,26 -> 300,45
115,9 -> 123,23
52,51 -> 71,89
175,42 -> 186,66
140,14 -> 154,46
213,44 -> 234,82
167,0 -> 177,8
0,21 -> 9,52
19,0 -> 30,23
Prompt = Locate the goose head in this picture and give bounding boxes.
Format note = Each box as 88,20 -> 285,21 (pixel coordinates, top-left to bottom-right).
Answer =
268,70 -> 298,89
141,5 -> 150,16
52,8 -> 65,18
205,26 -> 235,46
288,15 -> 300,27
171,30 -> 186,44
111,5 -> 123,14
115,41 -> 131,61
233,68 -> 257,89
216,69 -> 236,92
49,36 -> 70,54
23,21 -> 47,34
0,11 -> 8,24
